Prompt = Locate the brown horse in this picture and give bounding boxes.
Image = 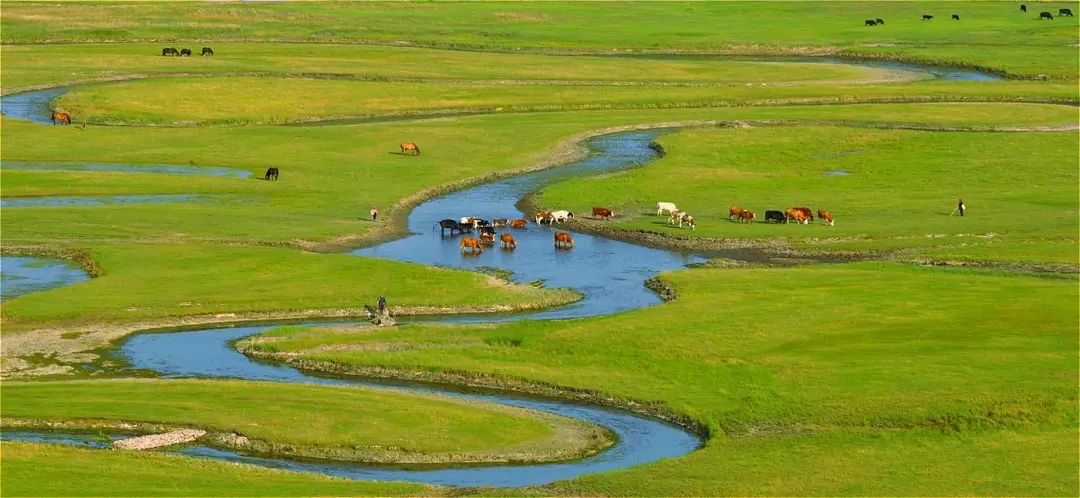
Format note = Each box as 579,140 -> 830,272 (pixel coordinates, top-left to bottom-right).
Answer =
554,231 -> 574,249
51,112 -> 72,125
500,233 -> 517,249
400,142 -> 421,156
460,237 -> 483,254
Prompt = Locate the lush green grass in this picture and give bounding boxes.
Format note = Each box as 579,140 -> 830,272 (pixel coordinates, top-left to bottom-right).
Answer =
0,378 -> 594,458
2,2 -> 1077,77
246,262 -> 1079,495
52,76 -> 1079,126
0,442 -> 430,496
537,125 -> 1079,263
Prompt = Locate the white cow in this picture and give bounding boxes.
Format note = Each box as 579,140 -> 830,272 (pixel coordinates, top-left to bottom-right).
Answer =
656,202 -> 678,216
550,210 -> 574,223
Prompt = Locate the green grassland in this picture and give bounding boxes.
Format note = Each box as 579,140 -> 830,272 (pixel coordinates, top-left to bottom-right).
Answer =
246,262 -> 1079,495
2,2 -> 1077,78
1,379 -> 610,463
536,125 -> 1079,263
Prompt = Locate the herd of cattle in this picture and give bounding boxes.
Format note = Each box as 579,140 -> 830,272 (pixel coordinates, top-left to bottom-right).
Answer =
439,214 -> 577,254
161,47 -> 214,56
656,202 -> 834,229
865,5 -> 1071,25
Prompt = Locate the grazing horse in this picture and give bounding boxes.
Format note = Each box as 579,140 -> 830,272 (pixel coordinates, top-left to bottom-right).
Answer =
1020,4 -> 1027,12
728,207 -> 745,220
1039,11 -> 1053,19
922,14 -> 934,20
509,219 -> 528,229
162,47 -> 180,56
554,231 -> 574,249
952,14 -> 960,20
460,237 -> 483,254
592,207 -> 613,219
550,210 -> 573,223
264,167 -> 279,181
737,210 -> 756,223
764,210 -> 787,223
435,219 -> 462,235
865,19 -> 878,26
818,210 -> 835,226
50,112 -> 72,125
656,202 -> 678,216
400,142 -> 421,156
200,47 -> 214,56
534,211 -> 553,225
500,233 -> 517,249
180,48 -> 192,56
1060,8 -> 1073,16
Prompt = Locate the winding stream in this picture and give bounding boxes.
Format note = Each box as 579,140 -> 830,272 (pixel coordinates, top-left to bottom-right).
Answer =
0,57 -> 1003,488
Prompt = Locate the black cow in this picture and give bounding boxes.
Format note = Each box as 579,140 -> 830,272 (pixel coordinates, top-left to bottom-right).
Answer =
876,18 -> 885,24
435,219 -> 462,235
264,167 -> 279,181
1039,11 -> 1054,19
201,47 -> 214,56
648,141 -> 666,156
478,226 -> 496,236
179,48 -> 192,56
1020,4 -> 1027,12
764,210 -> 787,224
162,47 -> 179,56
922,14 -> 934,20
865,19 -> 877,26
1059,8 -> 1073,16
952,14 -> 960,20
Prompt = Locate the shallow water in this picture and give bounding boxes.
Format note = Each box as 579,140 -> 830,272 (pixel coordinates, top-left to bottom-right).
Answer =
0,160 -> 253,178
0,256 -> 91,302
0,194 -> 205,208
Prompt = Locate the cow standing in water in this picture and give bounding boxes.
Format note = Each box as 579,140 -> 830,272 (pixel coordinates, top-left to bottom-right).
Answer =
460,237 -> 483,254
500,233 -> 517,249
400,143 -> 421,156
554,231 -> 574,249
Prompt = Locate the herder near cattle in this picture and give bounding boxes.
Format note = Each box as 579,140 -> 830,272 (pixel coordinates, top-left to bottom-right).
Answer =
370,205 -> 379,221
957,198 -> 966,217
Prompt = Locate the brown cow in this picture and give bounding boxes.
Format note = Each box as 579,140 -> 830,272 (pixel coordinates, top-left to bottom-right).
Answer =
592,207 -> 614,219
554,231 -> 574,249
509,219 -> 528,229
51,112 -> 72,125
738,210 -> 756,223
728,207 -> 744,220
817,210 -> 835,226
460,237 -> 483,254
785,209 -> 809,224
535,211 -> 553,225
500,233 -> 517,249
400,142 -> 421,156
479,232 -> 495,246
492,218 -> 508,228
792,207 -> 814,221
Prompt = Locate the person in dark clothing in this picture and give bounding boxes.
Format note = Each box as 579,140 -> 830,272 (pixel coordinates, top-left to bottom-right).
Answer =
957,198 -> 966,217
377,295 -> 387,313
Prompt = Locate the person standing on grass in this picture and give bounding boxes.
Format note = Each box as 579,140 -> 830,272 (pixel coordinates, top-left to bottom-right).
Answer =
377,295 -> 387,314
957,198 -> 966,217
370,205 -> 379,222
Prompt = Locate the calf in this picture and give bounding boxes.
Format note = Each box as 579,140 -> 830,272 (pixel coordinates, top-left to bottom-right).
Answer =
764,210 -> 787,223
656,201 -> 678,216
592,207 -> 613,219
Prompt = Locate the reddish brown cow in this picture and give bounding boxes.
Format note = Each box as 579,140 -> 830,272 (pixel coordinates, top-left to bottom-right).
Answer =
737,210 -> 756,223
509,219 -> 528,229
51,112 -> 72,125
818,210 -> 835,226
400,142 -> 421,156
554,231 -> 574,249
785,209 -> 809,224
500,233 -> 517,249
592,207 -> 614,219
728,207 -> 745,220
460,237 -> 483,254
535,211 -> 553,225
479,232 -> 495,246
793,207 -> 814,221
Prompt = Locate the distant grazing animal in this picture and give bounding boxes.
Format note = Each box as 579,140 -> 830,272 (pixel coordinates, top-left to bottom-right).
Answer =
737,210 -> 756,223
550,210 -> 574,223
50,112 -> 71,125
785,208 -> 810,224
554,231 -> 574,249
1020,4 -> 1027,12
1039,11 -> 1054,19
400,142 -> 421,155
492,218 -> 508,228
264,167 -> 279,181
952,14 -> 960,20
793,207 -> 814,221
876,18 -> 885,24
922,14 -> 934,20
162,47 -> 180,56
1059,8 -> 1073,16
500,233 -> 517,249
460,237 -> 483,254
648,141 -> 666,156
865,19 -> 878,26
200,47 -> 214,56
435,219 -> 462,235
818,209 -> 835,226
764,210 -> 787,223
592,207 -> 614,219
479,232 -> 495,246
509,219 -> 528,229
656,202 -> 678,216
535,210 -> 553,225
728,207 -> 745,220
179,48 -> 192,56
669,210 -> 695,229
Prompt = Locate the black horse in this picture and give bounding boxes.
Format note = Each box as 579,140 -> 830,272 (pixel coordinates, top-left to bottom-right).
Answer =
1039,11 -> 1054,19
264,167 -> 279,181
201,47 -> 214,56
179,48 -> 192,56
435,219 -> 462,235
162,47 -> 179,56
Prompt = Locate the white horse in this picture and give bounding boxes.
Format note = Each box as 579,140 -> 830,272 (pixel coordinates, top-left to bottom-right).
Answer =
656,202 -> 678,216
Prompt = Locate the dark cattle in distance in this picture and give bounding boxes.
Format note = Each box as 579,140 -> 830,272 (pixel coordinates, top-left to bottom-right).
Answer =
201,47 -> 214,56
876,18 -> 885,24
264,167 -> 279,181
162,47 -> 179,56
648,141 -> 666,156
1039,11 -> 1054,19
1020,4 -> 1027,12
180,48 -> 192,56
436,219 -> 462,235
952,14 -> 960,20
764,210 -> 787,224
1059,8 -> 1073,16
865,19 -> 877,26
922,14 -> 934,20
